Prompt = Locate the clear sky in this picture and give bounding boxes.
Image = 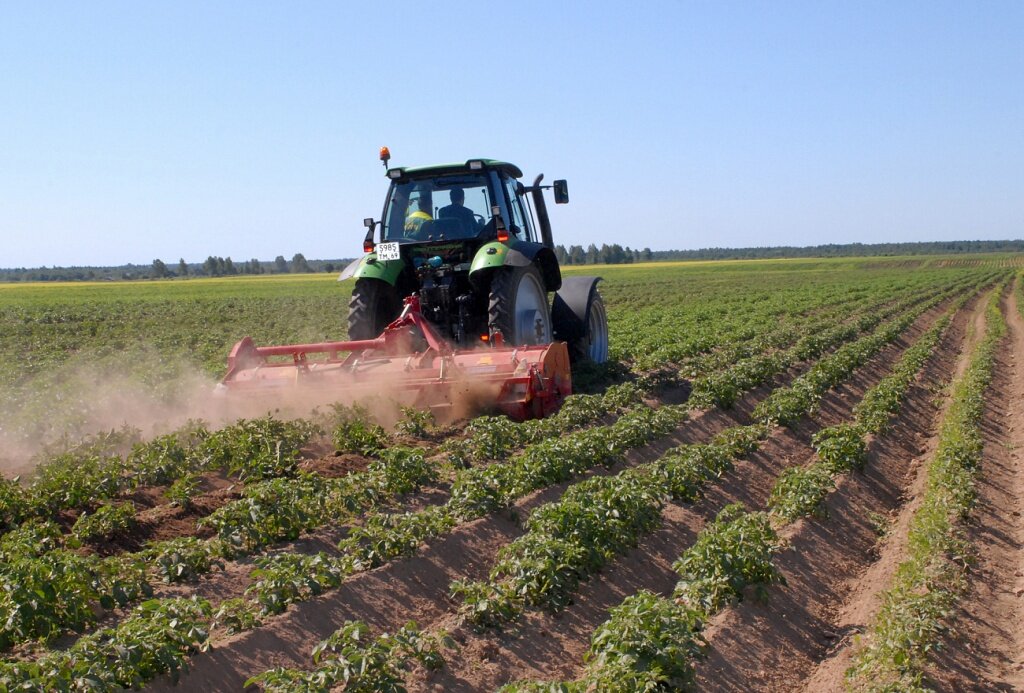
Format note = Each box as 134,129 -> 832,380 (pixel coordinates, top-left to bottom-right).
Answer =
1,1 -> 1021,268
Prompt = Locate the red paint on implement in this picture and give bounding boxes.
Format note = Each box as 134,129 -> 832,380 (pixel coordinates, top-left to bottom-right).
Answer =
220,295 -> 572,421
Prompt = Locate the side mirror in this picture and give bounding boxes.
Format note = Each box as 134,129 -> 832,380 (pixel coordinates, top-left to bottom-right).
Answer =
362,219 -> 376,252
553,180 -> 569,204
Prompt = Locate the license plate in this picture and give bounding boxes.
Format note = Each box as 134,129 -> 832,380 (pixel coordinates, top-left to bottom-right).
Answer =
376,242 -> 400,261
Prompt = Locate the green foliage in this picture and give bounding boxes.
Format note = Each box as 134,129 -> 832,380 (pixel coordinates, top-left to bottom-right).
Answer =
248,552 -> 346,615
768,464 -> 835,520
752,292 -> 952,427
144,537 -> 224,583
673,505 -> 784,613
583,590 -> 706,691
200,473 -> 328,553
0,549 -> 152,650
165,470 -> 202,508
0,477 -> 29,531
0,597 -> 212,689
329,403 -> 389,455
245,620 -> 446,692
395,405 -> 435,438
812,424 -> 868,473
464,423 -> 769,628
125,431 -> 194,486
211,596 -> 263,635
339,505 -> 457,571
72,501 -> 136,543
200,416 -> 320,482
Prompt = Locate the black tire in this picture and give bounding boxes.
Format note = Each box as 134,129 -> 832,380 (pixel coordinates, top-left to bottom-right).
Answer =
347,278 -> 401,340
570,291 -> 609,363
488,265 -> 552,346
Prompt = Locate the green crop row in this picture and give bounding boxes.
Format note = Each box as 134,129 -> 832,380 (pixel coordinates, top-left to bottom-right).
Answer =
452,425 -> 765,627
674,281 -> 916,381
501,505 -> 784,692
751,288 -> 951,427
454,284 -> 972,629
245,620 -> 448,693
498,282 -> 994,692
199,445 -> 436,554
0,596 -> 212,691
612,266 -> 990,371
0,441 -> 433,652
846,283 -> 1006,691
445,381 -> 647,465
768,304 -> 958,521
243,405 -> 687,617
0,415 -> 319,534
241,282 -> 953,622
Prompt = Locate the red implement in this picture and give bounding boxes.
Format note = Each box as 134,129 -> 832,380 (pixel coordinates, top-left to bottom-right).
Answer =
219,296 -> 572,420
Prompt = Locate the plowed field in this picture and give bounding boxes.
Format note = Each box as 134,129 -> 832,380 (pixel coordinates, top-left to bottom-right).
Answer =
2,256 -> 1023,692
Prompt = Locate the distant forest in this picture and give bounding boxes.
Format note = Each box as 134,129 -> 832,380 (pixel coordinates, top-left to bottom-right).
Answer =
2,239 -> 1023,282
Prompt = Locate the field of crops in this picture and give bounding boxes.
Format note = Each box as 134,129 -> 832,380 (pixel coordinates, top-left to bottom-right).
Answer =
2,254 -> 1024,692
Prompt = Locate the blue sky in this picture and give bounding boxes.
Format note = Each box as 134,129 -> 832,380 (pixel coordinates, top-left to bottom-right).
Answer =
1,1 -> 1021,267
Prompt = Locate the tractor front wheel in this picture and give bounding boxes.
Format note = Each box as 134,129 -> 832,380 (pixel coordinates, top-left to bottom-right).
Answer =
348,278 -> 401,340
488,265 -> 552,346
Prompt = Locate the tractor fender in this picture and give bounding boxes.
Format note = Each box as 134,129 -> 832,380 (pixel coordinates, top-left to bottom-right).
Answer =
552,276 -> 602,344
337,254 -> 404,286
470,241 -> 562,291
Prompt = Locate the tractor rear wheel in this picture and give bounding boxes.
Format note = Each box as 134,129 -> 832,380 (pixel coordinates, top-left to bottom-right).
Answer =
572,291 -> 609,363
488,265 -> 552,346
348,278 -> 401,340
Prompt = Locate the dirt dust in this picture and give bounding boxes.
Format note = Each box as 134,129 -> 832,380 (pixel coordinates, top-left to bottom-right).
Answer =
0,350 -> 502,479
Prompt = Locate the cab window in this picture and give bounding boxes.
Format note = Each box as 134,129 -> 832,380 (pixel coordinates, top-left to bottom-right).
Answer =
502,176 -> 532,241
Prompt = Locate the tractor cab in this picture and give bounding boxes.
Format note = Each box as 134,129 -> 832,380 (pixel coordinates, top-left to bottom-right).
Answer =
380,161 -> 533,246
338,152 -> 607,364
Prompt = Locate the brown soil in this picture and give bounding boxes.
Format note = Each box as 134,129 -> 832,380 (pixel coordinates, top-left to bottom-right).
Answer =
708,297 -> 979,692
298,452 -> 372,477
85,474 -> 241,555
135,295 -> 956,692
923,283 -> 1024,690
690,292 -> 984,692
411,294 -> 963,692
145,394 -> 761,692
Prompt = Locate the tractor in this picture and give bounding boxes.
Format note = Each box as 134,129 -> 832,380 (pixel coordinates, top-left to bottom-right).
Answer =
219,150 -> 607,420
341,149 -> 608,363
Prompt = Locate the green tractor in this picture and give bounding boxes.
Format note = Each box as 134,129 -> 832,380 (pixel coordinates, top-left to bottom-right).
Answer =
338,152 -> 609,364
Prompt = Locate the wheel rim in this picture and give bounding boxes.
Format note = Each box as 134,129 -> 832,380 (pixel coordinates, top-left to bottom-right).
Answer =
586,297 -> 609,362
514,272 -> 551,344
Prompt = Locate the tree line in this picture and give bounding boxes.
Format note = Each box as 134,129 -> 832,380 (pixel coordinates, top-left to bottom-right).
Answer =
553,244 -> 654,265
3,239 -> 1023,281
2,254 -> 345,282
152,253 -> 322,278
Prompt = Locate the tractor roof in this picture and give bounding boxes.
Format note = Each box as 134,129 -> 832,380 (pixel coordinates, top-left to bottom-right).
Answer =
389,159 -> 523,180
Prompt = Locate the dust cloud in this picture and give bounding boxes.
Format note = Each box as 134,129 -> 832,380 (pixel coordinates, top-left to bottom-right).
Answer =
0,351 -> 506,478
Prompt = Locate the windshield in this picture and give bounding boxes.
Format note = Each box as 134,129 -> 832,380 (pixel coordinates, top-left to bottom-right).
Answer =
382,173 -> 494,242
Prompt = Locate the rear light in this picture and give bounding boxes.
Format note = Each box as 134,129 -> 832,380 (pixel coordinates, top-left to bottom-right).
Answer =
480,334 -> 489,342
497,228 -> 509,242
363,240 -> 375,253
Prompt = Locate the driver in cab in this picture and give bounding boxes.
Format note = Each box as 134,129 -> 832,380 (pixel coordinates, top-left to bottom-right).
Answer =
438,187 -> 480,235
404,193 -> 432,234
